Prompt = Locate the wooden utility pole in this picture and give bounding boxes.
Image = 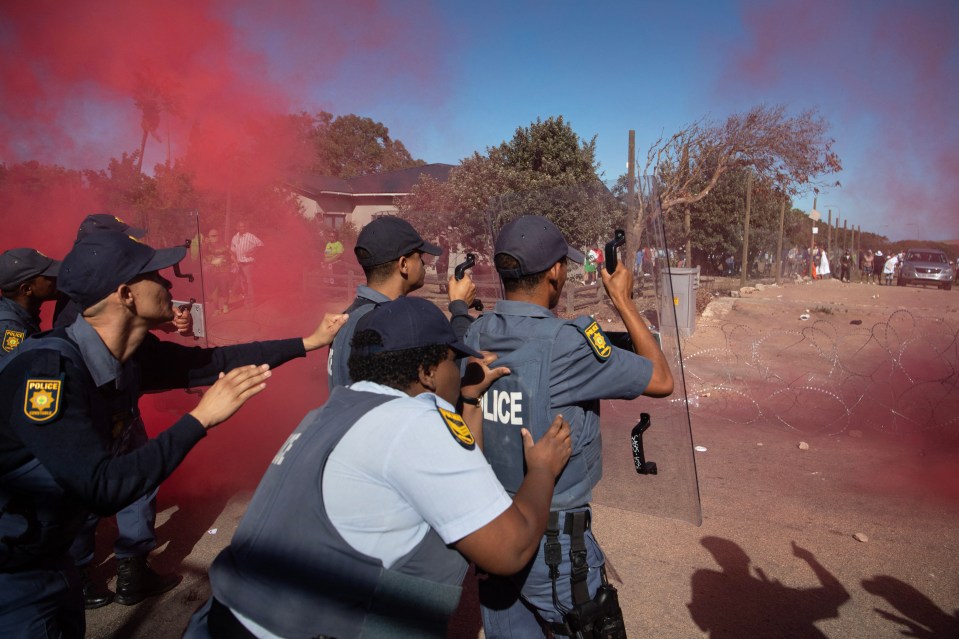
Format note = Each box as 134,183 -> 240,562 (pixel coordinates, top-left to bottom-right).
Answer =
740,172 -> 753,287
775,196 -> 786,285
827,209 -> 832,255
684,206 -> 691,269
810,195 -> 818,279
626,130 -> 637,275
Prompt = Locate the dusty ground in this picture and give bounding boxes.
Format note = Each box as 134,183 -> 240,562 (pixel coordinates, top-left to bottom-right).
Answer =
85,276 -> 959,638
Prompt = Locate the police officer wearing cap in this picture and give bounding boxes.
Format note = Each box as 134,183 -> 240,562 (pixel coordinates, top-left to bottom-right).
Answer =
53,212 -> 193,333
52,213 -> 192,609
0,248 -> 61,359
327,216 -> 477,389
0,231 -> 346,638
185,296 -> 572,639
463,215 -> 673,638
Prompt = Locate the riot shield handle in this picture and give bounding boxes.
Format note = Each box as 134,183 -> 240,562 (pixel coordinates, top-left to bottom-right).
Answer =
604,229 -> 626,273
631,412 -> 657,475
172,239 -> 194,282
454,253 -> 483,311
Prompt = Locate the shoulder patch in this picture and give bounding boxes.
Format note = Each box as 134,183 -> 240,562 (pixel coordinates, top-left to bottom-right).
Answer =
23,377 -> 64,423
579,320 -> 612,361
438,406 -> 476,450
3,329 -> 25,352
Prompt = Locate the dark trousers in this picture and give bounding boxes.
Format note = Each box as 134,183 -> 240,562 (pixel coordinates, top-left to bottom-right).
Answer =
0,556 -> 84,639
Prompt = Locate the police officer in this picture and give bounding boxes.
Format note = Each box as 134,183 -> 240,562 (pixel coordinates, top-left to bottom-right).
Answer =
0,248 -> 61,359
185,296 -> 572,639
327,216 -> 477,389
0,231 -> 346,638
53,213 -> 191,609
463,215 -> 673,638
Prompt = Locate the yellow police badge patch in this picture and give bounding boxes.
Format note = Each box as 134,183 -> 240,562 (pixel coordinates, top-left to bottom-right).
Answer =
438,406 -> 475,450
3,329 -> 25,352
24,378 -> 63,423
583,321 -> 611,361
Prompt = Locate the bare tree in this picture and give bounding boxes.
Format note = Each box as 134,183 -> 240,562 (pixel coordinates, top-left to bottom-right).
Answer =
645,104 -> 842,211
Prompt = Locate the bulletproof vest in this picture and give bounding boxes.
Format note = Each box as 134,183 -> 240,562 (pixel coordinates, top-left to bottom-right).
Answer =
211,387 -> 467,639
327,297 -> 378,389
0,336 -> 89,571
465,314 -> 603,510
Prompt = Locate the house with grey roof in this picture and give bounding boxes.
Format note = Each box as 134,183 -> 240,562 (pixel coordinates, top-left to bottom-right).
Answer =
286,163 -> 454,230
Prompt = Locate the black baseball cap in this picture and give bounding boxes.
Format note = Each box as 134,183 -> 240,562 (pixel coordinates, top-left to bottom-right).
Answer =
352,296 -> 482,359
354,217 -> 442,267
0,248 -> 61,290
494,215 -> 584,278
59,231 -> 187,309
76,213 -> 147,241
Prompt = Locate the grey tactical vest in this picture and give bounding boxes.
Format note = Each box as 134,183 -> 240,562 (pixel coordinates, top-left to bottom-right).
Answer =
210,386 -> 467,639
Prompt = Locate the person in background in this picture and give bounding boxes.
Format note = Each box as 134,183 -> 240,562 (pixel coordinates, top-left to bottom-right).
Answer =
839,249 -> 852,283
203,229 -> 231,315
323,231 -> 344,285
230,221 -> 264,306
883,252 -> 899,286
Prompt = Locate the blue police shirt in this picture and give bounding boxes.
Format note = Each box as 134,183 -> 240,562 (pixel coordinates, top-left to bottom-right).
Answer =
0,297 -> 39,358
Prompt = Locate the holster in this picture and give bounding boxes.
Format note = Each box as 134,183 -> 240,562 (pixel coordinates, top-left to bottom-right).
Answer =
544,510 -> 627,639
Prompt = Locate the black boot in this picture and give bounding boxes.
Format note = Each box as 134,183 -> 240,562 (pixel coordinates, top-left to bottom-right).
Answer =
79,566 -> 113,609
114,555 -> 182,605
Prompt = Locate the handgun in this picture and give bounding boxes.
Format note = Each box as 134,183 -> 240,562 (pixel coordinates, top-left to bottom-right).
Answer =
604,229 -> 626,273
454,253 -> 483,311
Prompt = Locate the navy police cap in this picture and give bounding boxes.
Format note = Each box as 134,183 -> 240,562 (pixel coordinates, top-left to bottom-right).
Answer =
353,296 -> 482,359
0,248 -> 61,290
494,215 -> 584,278
354,217 -> 442,268
59,231 -> 186,309
76,213 -> 147,241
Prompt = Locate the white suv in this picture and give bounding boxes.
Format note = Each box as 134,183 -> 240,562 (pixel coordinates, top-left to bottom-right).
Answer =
897,248 -> 954,290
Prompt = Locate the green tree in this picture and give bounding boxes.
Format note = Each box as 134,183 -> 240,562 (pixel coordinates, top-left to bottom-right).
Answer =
312,112 -> 424,178
401,116 -> 618,253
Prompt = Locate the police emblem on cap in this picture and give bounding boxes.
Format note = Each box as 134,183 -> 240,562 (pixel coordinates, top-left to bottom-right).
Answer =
3,329 -> 25,352
438,406 -> 475,450
582,321 -> 611,361
24,378 -> 63,423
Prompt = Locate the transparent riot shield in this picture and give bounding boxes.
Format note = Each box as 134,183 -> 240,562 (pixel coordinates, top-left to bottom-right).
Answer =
141,209 -> 208,346
482,181 -> 701,525
590,177 -> 702,525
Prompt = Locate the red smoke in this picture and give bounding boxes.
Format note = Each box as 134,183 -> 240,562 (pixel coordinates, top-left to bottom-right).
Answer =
719,0 -> 959,240
0,0 -> 446,520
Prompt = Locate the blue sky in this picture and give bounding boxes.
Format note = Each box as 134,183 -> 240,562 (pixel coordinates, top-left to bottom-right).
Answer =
3,0 -> 957,241
294,0 -> 958,241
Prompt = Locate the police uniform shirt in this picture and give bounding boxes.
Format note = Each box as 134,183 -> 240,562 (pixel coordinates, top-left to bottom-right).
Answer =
327,285 -> 391,389
475,300 -> 652,404
465,300 -> 653,506
323,381 -> 513,568
0,296 -> 39,357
